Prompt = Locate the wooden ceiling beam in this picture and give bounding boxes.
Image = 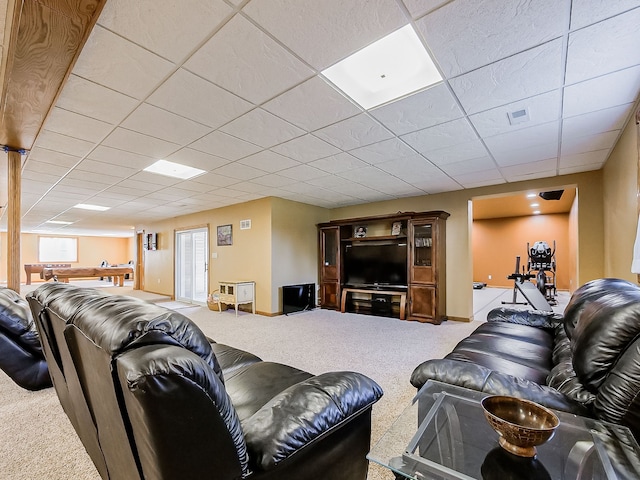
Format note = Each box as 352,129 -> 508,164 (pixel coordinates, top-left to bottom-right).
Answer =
0,0 -> 106,151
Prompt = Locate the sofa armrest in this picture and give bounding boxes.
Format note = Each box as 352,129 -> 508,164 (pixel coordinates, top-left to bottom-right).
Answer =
242,371 -> 383,471
411,359 -> 588,416
487,307 -> 562,329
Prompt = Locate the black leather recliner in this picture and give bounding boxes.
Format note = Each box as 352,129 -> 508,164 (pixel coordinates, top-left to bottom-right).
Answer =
27,283 -> 383,480
0,287 -> 51,390
411,278 -> 640,441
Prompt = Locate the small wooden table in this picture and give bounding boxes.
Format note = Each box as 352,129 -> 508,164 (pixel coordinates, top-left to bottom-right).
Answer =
24,264 -> 71,285
41,266 -> 134,287
340,288 -> 407,320
217,281 -> 256,316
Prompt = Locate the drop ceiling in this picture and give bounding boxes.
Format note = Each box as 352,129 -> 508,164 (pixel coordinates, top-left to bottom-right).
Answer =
2,0 -> 640,237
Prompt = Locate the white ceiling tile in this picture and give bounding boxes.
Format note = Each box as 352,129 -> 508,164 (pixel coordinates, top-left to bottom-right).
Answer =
220,109 -> 305,148
278,164 -> 329,181
264,76 -> 361,131
44,107 -> 113,143
189,131 -> 262,160
22,170 -> 64,185
27,147 -> 81,168
165,148 -> 229,171
410,173 -> 463,194
56,75 -> 138,124
376,154 -> 439,182
560,149 -> 610,168
401,0 -> 449,19
190,172 -> 240,188
450,39 -> 564,115
185,14 -> 314,104
501,158 -> 558,178
491,143 -> 559,167
571,1 -> 640,29
74,159 -> 136,178
425,139 -> 490,166
65,169 -> 122,186
98,0 -> 232,63
562,104 -> 633,139
173,180 -> 216,194
116,178 -> 165,193
308,152 -> 368,173
147,69 -> 254,129
88,146 -> 155,170
401,118 -> 479,154
566,7 -> 640,84
250,174 -> 298,188
563,65 -> 640,117
210,162 -> 267,180
314,114 -> 393,150
102,128 -> 180,158
244,0 -> 407,70
34,130 -> 95,158
128,171 -> 183,187
371,84 -> 464,135
450,168 -> 504,188
485,121 -> 560,158
122,104 -> 211,145
237,150 -> 300,173
559,164 -> 603,175
271,134 -> 341,163
440,156 -> 496,176
504,169 -> 557,183
469,90 -> 562,138
23,160 -> 73,177
349,138 -> 416,164
72,25 -> 174,99
418,0 -> 568,76
561,130 -> 620,157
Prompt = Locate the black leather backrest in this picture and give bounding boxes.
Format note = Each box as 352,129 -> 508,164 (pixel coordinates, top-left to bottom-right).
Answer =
0,287 -> 42,356
570,282 -> 640,438
563,278 -> 638,339
116,345 -> 249,479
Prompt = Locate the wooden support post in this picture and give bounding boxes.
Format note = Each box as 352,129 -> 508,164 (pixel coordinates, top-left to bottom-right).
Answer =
7,150 -> 21,292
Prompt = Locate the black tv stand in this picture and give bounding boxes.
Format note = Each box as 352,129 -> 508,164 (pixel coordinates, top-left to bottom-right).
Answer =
340,287 -> 407,320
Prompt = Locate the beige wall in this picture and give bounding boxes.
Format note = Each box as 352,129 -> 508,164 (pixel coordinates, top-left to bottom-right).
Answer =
270,197 -> 329,310
0,232 -> 132,284
473,214 -> 570,290
138,197 -> 327,315
602,118 -> 639,281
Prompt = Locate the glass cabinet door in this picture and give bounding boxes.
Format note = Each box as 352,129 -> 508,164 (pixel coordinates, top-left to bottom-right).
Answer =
323,228 -> 337,268
413,224 -> 433,267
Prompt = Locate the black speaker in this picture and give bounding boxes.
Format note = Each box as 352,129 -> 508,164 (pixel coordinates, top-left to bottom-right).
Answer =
539,190 -> 564,201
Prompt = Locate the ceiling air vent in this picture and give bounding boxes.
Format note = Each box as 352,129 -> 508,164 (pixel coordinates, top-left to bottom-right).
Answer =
539,190 -> 564,201
507,107 -> 530,125
240,219 -> 251,230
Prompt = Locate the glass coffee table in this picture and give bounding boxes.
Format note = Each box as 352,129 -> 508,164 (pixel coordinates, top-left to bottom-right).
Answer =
368,381 -> 640,479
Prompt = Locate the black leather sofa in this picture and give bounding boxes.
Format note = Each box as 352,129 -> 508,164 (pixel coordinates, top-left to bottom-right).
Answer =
0,287 -> 51,390
26,282 -> 383,480
411,278 -> 640,441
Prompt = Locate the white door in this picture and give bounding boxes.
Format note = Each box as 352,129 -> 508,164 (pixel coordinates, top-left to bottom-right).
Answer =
176,228 -> 208,304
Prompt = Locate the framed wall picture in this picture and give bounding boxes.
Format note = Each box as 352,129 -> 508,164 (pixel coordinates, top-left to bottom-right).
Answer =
391,221 -> 402,236
217,224 -> 232,246
354,226 -> 367,238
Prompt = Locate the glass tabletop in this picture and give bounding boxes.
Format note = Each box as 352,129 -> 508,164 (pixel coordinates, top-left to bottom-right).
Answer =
368,381 -> 640,480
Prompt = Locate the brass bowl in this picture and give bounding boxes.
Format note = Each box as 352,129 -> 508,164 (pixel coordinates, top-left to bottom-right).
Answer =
481,396 -> 559,457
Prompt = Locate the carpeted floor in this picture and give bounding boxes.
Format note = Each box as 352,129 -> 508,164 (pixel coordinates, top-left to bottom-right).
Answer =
0,282 -> 567,479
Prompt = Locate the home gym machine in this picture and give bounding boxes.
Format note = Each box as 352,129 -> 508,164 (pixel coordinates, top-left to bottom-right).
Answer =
527,240 -> 557,305
502,240 -> 557,312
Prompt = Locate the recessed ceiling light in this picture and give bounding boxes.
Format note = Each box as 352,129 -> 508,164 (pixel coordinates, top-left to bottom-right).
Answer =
530,203 -> 539,207
74,203 -> 110,211
526,193 -> 537,198
46,220 -> 74,225
533,210 -> 541,215
144,159 -> 205,180
322,25 -> 442,109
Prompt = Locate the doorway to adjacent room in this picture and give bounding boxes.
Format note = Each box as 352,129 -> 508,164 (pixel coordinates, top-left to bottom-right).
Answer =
175,227 -> 209,305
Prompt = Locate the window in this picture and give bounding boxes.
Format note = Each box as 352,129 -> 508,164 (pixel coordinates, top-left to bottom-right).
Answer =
39,237 -> 78,263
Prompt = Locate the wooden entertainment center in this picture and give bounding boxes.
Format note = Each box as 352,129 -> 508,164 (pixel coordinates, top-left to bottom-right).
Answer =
318,211 -> 449,324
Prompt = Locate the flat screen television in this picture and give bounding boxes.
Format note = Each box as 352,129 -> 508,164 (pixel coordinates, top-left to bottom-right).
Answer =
343,241 -> 408,289
282,283 -> 315,314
